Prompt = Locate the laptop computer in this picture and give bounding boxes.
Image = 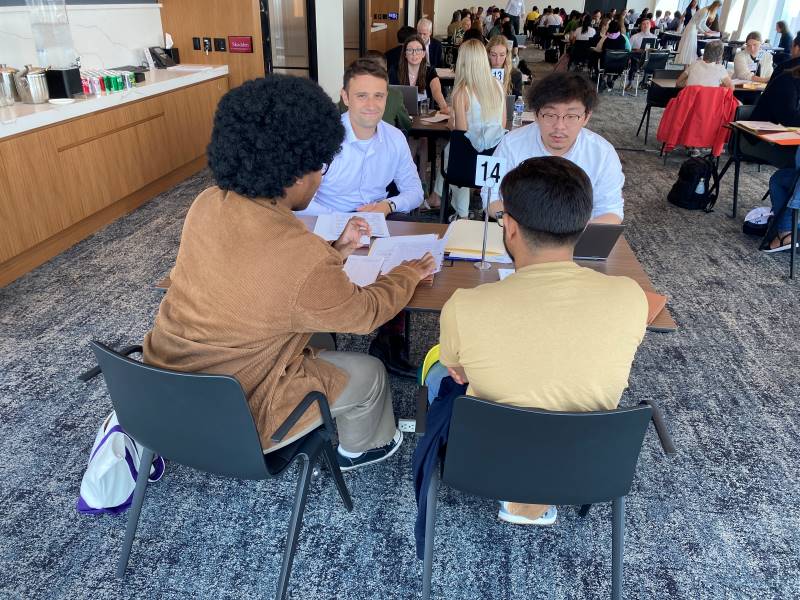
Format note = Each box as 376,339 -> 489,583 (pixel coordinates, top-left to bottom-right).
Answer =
389,84 -> 419,116
573,223 -> 625,260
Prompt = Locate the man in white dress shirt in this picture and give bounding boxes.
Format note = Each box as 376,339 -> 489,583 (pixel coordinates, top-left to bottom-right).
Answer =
484,72 -> 624,224
299,59 -> 424,217
625,20 -> 658,89
505,0 -> 525,34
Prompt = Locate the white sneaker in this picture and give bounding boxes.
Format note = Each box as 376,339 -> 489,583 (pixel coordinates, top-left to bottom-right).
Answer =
498,502 -> 558,526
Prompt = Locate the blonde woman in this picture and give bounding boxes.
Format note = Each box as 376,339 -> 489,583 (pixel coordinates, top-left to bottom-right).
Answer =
427,39 -> 507,218
487,35 -> 523,97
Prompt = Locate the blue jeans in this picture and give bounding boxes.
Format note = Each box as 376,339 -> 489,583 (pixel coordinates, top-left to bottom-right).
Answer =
425,362 -> 450,404
769,168 -> 800,232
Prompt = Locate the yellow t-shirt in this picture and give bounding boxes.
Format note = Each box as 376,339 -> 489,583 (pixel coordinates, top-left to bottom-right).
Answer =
439,261 -> 647,412
527,11 -> 540,21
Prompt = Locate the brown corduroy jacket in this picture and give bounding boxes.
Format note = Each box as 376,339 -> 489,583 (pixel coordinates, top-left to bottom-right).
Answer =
143,187 -> 419,449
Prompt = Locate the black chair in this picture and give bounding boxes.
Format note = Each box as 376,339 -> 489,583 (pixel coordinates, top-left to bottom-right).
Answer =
438,131 -> 496,223
421,396 -> 674,600
82,342 -> 352,600
597,51 -> 632,94
712,104 -> 773,218
636,69 -> 680,144
568,39 -> 592,71
631,50 -> 671,95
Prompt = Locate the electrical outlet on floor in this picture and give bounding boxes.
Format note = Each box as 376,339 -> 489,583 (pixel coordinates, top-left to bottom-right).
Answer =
398,419 -> 416,433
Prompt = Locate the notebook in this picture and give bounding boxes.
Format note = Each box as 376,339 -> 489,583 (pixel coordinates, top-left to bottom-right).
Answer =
443,219 -> 505,257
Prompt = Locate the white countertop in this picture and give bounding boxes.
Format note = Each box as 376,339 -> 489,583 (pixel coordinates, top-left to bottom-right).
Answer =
0,64 -> 229,140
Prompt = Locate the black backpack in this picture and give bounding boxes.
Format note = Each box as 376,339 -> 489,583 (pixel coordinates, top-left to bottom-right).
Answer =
667,156 -> 719,212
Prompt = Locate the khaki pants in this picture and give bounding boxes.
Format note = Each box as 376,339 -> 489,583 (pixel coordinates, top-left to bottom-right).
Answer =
265,345 -> 397,454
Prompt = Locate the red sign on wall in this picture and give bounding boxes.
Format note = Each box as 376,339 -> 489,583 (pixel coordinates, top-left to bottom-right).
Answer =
228,36 -> 253,53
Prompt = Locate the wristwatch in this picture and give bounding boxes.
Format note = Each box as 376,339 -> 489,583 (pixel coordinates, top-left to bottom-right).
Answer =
387,200 -> 397,213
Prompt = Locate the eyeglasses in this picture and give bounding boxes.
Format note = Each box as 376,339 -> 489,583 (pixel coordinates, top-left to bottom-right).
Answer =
537,112 -> 586,125
321,163 -> 330,175
495,210 -> 505,227
405,48 -> 425,54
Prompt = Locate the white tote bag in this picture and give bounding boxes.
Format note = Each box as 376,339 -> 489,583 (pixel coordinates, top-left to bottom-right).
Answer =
77,411 -> 165,515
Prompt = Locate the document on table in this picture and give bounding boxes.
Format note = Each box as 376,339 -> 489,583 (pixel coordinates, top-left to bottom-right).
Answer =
444,219 -> 505,256
421,113 -> 450,123
313,212 -> 391,245
497,269 -> 515,281
343,255 -> 385,287
448,251 -> 513,263
735,120 -> 787,133
369,235 -> 446,273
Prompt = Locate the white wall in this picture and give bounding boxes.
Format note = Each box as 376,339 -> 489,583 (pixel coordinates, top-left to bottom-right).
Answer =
315,0 -> 345,100
0,3 -> 164,70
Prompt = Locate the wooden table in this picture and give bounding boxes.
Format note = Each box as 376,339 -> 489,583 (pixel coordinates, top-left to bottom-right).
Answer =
158,218 -> 677,332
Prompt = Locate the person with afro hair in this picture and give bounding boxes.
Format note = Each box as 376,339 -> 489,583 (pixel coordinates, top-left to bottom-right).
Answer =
144,75 -> 436,470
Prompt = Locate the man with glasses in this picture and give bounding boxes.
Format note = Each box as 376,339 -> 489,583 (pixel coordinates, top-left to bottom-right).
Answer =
484,72 -> 624,224
440,156 -> 647,525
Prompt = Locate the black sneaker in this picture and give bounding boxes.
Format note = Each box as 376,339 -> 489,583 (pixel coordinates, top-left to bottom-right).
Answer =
336,430 -> 404,472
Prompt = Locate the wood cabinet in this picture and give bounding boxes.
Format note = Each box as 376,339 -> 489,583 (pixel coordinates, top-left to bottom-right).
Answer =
0,75 -> 229,287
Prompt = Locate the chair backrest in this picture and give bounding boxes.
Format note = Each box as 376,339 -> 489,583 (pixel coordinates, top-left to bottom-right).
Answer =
444,130 -> 495,188
442,396 -> 652,505
602,50 -> 631,73
390,84 -> 419,116
570,39 -> 592,63
643,50 -> 671,73
727,103 -> 754,153
90,341 -> 271,480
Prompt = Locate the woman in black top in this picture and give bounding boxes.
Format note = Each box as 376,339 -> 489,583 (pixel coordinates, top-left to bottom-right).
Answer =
389,34 -> 449,113
598,20 -> 627,91
777,21 -> 793,54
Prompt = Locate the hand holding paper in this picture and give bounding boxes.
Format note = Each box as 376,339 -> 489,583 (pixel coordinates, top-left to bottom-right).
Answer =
333,216 -> 371,259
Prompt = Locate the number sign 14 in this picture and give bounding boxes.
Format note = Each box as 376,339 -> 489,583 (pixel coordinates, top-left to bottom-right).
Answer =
474,156 -> 507,187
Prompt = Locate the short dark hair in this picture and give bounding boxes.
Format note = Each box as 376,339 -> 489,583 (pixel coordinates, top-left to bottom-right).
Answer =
501,156 -> 593,247
397,25 -> 416,44
527,71 -> 598,113
207,76 -> 343,200
777,20 -> 788,34
343,57 -> 389,90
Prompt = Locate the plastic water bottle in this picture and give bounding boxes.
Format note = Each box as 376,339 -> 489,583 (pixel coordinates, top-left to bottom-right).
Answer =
513,96 -> 524,128
695,180 -> 705,194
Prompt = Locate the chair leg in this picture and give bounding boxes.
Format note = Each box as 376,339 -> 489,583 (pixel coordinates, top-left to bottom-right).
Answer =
644,108 -> 651,145
322,441 -> 353,511
791,209 -> 798,280
732,158 -> 741,218
117,448 -> 154,577
611,497 -> 625,600
422,467 -> 440,600
275,454 -> 314,600
439,179 -> 450,224
636,105 -> 648,138
639,399 -> 677,456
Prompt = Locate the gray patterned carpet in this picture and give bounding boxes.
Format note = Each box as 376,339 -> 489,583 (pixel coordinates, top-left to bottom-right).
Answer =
1,50 -> 799,600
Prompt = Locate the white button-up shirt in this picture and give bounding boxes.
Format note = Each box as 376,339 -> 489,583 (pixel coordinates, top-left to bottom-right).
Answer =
482,122 -> 625,220
505,0 -> 525,17
299,112 -> 423,215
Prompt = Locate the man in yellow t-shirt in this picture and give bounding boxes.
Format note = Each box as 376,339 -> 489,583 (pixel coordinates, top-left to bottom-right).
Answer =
524,8 -> 540,36
438,156 -> 648,526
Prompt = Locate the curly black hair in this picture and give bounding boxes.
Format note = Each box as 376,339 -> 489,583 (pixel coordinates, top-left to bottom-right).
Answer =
207,75 -> 344,200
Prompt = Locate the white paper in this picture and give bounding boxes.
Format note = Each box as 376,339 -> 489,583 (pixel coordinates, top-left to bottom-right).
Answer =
164,33 -> 174,49
421,113 -> 450,123
382,239 -> 446,274
447,251 -> 513,264
343,255 -> 384,287
522,111 -> 537,122
313,212 -> 390,245
369,235 -> 444,273
498,268 -> 515,280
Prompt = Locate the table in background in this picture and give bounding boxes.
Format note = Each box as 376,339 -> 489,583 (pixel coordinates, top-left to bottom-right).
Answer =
157,219 -> 676,332
409,116 -> 450,195
650,77 -> 765,105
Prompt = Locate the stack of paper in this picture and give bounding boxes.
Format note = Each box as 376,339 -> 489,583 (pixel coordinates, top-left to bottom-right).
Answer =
313,212 -> 390,246
343,255 -> 385,287
421,113 -> 450,123
369,235 -> 446,273
444,219 -> 505,257
736,120 -> 787,133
